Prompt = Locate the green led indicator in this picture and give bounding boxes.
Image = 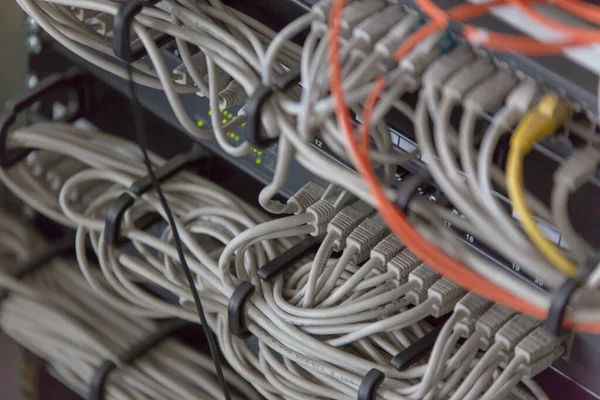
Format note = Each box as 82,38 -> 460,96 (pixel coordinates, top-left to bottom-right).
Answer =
252,148 -> 257,153
257,151 -> 262,155
222,118 -> 228,125
227,113 -> 233,119
234,135 -> 240,141
256,159 -> 262,164
197,120 -> 205,127
208,110 -> 212,116
242,123 -> 246,127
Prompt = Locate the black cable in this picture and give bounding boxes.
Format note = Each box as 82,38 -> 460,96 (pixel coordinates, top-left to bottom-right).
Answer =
125,63 -> 232,400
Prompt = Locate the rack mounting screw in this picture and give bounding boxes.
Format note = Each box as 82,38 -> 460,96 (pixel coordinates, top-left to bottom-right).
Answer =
26,35 -> 42,54
25,16 -> 39,33
25,74 -> 38,89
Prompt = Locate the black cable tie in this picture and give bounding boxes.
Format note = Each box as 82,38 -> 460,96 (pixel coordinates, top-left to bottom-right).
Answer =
0,235 -> 74,302
544,255 -> 600,336
228,281 -> 256,339
104,148 -> 206,245
395,170 -> 432,212
391,324 -> 443,371
258,234 -> 326,281
357,368 -> 385,400
0,69 -> 87,168
112,0 -> 161,63
544,278 -> 581,337
89,319 -> 189,400
245,68 -> 301,148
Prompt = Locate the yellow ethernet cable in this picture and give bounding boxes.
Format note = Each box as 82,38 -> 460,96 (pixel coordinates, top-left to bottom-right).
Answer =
506,93 -> 576,277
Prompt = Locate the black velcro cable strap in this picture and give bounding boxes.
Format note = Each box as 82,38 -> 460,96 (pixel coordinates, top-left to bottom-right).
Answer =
112,0 -> 163,63
89,319 -> 189,400
544,255 -> 600,336
104,148 -> 206,245
395,170 -> 432,212
358,368 -> 385,400
228,281 -> 256,339
391,324 -> 443,371
245,68 -> 301,148
257,234 -> 326,281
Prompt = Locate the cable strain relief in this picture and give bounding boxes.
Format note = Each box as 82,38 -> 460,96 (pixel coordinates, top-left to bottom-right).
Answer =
372,263 -> 387,276
422,45 -> 474,88
407,288 -> 428,305
428,279 -> 466,318
346,218 -> 389,263
455,292 -> 493,319
218,90 -> 237,110
506,79 -> 541,113
431,296 -> 465,318
554,147 -> 600,192
374,12 -> 420,59
515,326 -> 565,365
463,71 -> 519,113
288,182 -> 325,215
479,337 -> 493,352
352,4 -> 405,48
173,63 -> 191,86
522,346 -> 565,378
495,314 -> 541,351
355,246 -> 376,265
327,202 -> 373,249
408,263 -> 441,289
328,212 -> 358,235
313,222 -> 329,236
339,0 -> 388,37
387,249 -> 421,284
218,80 -> 247,109
371,234 -> 404,264
456,318 -> 477,337
476,304 -> 518,342
400,32 -> 444,76
444,58 -> 495,100
306,198 -> 335,233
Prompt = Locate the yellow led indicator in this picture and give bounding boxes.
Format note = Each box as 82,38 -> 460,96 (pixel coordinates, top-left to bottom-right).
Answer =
256,159 -> 262,164
234,135 -> 240,141
197,120 -> 205,127
208,110 -> 212,115
252,148 -> 257,153
242,123 -> 246,127
257,151 -> 263,155
222,118 -> 228,125
227,113 -> 233,119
